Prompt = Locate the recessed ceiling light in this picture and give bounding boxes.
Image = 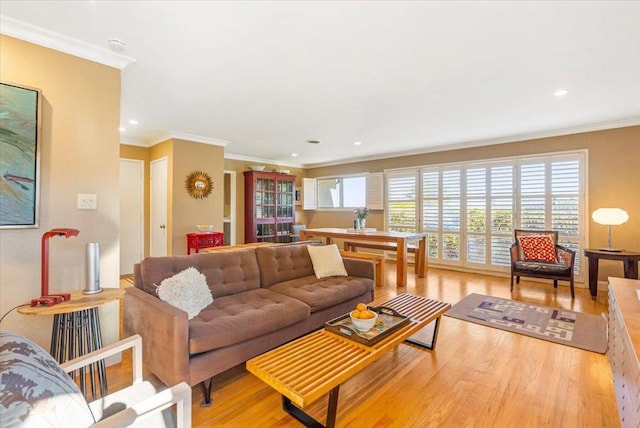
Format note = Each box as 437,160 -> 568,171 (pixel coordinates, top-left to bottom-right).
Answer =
353,141 -> 362,146
129,119 -> 138,125
305,140 -> 320,144
119,127 -> 126,132
553,89 -> 569,97
108,38 -> 126,52
291,153 -> 299,157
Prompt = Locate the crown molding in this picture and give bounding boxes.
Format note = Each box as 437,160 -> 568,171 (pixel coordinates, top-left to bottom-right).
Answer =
0,16 -> 136,70
302,116 -> 640,168
150,131 -> 231,147
223,153 -> 303,168
119,137 -> 147,147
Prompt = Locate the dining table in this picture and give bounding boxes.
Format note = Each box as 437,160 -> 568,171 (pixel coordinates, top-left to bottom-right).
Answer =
299,228 -> 427,287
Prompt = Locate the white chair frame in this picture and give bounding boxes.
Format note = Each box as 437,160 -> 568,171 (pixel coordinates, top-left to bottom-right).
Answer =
60,334 -> 191,428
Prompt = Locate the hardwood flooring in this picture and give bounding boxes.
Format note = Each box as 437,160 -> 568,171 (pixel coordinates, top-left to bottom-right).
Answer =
112,265 -> 619,427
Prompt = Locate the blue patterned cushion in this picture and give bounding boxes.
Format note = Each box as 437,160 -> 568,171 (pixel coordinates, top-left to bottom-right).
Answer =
0,329 -> 95,427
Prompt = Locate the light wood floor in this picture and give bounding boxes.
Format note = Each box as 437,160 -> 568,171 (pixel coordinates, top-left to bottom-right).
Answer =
113,265 -> 619,427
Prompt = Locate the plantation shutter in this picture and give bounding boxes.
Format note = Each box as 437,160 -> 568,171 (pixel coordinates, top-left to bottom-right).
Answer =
466,167 -> 487,264
551,159 -> 580,239
386,172 -> 418,233
422,170 -> 440,258
490,165 -> 514,266
519,162 -> 546,229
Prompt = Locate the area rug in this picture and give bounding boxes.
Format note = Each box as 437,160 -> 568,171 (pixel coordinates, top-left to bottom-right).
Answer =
445,293 -> 607,353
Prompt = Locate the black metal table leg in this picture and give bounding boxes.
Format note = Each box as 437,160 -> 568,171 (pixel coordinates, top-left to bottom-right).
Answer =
49,307 -> 108,400
282,385 -> 340,428
404,317 -> 442,350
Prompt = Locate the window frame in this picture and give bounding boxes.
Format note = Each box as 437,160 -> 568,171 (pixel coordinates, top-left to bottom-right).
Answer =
385,150 -> 587,280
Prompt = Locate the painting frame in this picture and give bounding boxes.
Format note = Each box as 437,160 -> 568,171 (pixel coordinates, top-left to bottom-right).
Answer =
0,81 -> 42,229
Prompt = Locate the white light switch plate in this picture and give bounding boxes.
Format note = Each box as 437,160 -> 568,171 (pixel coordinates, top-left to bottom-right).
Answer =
77,193 -> 97,210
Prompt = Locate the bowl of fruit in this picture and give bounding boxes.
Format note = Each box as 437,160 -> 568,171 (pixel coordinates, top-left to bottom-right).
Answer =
350,303 -> 378,332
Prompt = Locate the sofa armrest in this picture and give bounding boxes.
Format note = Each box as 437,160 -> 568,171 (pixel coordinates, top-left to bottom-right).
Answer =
342,256 -> 375,280
124,287 -> 190,387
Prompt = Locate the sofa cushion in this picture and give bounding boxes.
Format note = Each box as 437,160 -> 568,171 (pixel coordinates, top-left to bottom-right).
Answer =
0,329 -> 95,427
188,289 -> 310,354
255,245 -> 315,288
267,274 -> 374,312
139,250 -> 261,298
156,267 -> 213,319
307,244 -> 348,278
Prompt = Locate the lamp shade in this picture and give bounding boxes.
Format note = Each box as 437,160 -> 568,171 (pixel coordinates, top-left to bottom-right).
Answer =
591,208 -> 629,226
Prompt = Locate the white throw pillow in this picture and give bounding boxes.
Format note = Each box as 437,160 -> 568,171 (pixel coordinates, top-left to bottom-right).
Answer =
307,244 -> 348,279
155,267 -> 213,319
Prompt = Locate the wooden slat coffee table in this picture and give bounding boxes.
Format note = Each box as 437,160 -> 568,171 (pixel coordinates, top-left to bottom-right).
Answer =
246,293 -> 450,427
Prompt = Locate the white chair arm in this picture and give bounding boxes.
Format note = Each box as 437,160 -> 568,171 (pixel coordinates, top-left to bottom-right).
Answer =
91,382 -> 192,428
60,334 -> 143,384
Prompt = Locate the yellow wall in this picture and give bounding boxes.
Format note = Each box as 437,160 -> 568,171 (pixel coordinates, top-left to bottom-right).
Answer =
171,139 -> 225,255
0,35 -> 121,349
123,140 -> 226,256
307,125 -> 640,281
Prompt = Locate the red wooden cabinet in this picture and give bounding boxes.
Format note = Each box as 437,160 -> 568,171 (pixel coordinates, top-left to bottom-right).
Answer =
244,170 -> 295,243
187,232 -> 224,254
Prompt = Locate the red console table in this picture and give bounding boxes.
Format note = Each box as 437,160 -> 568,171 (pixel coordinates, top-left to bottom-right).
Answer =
187,232 -> 224,254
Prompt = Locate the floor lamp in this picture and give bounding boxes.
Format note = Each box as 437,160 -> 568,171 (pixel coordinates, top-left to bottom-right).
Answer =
592,208 -> 629,252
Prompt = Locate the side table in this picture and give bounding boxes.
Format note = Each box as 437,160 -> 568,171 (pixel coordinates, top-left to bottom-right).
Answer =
583,249 -> 640,299
18,288 -> 125,399
187,232 -> 224,254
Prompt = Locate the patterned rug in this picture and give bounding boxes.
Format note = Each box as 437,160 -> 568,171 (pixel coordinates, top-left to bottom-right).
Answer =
445,293 -> 607,353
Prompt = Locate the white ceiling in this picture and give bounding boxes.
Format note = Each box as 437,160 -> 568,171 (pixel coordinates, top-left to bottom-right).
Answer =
2,1 -> 639,167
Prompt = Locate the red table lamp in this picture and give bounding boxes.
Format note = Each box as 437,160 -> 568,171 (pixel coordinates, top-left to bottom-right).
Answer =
30,228 -> 80,307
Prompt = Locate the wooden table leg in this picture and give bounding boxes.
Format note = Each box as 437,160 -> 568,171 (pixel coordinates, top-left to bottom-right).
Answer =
416,236 -> 426,277
623,259 -> 639,279
586,255 -> 599,300
396,238 -> 407,287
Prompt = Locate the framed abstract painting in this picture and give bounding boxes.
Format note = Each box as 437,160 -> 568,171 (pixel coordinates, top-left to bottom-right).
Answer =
0,82 -> 42,228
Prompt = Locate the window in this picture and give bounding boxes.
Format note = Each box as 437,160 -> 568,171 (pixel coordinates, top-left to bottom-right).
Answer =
317,176 -> 366,208
386,151 -> 585,276
387,172 -> 418,233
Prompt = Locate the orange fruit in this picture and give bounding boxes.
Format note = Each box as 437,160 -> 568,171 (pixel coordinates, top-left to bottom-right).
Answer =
356,303 -> 367,312
351,310 -> 361,319
361,310 -> 375,319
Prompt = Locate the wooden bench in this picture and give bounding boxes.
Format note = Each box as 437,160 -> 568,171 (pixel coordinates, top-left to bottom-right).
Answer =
246,294 -> 451,428
343,241 -> 426,281
339,250 -> 384,287
344,241 -> 418,254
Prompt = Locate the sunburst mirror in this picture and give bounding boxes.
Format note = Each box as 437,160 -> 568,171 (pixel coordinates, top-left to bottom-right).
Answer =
185,170 -> 213,199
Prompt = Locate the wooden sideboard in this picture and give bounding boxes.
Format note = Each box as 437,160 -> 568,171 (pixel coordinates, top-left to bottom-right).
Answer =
608,277 -> 640,426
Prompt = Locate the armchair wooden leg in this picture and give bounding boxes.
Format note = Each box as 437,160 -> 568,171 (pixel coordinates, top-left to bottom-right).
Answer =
510,274 -> 514,291
553,280 -> 558,289
570,279 -> 575,299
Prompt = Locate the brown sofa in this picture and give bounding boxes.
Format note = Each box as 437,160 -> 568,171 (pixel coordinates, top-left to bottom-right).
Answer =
124,243 -> 375,405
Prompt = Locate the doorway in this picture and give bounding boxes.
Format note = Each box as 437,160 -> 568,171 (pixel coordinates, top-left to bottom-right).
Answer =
224,170 -> 236,245
119,159 -> 144,275
150,157 -> 168,256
